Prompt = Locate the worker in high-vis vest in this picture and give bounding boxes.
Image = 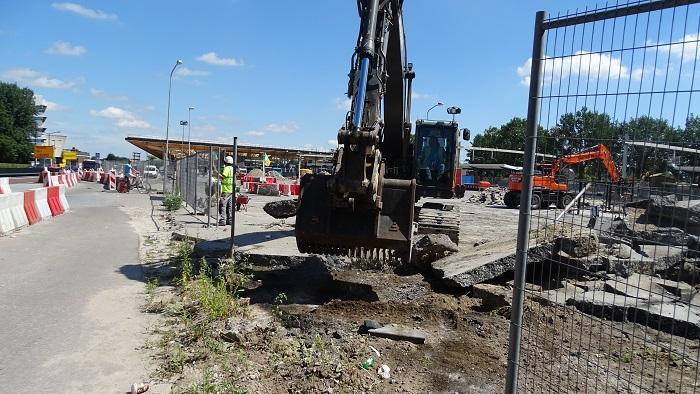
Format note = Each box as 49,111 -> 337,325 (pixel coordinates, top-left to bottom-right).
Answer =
215,156 -> 235,225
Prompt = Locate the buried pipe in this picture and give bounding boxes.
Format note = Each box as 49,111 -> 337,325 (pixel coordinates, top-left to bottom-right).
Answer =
555,182 -> 592,222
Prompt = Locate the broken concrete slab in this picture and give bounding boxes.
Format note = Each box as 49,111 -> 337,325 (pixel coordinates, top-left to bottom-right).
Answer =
412,233 -> 459,270
570,290 -> 700,339
530,282 -> 586,307
603,274 -> 677,303
553,234 -> 599,258
645,195 -> 700,235
263,199 -> 297,219
471,283 -> 512,310
431,240 -> 551,289
650,276 -> 698,303
368,324 -> 427,344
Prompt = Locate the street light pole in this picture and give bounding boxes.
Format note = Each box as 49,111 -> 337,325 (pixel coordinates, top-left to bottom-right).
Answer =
188,107 -> 194,156
426,102 -> 443,120
163,59 -> 183,194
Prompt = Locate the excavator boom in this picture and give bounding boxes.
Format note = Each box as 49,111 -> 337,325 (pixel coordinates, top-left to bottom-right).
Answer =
551,144 -> 620,183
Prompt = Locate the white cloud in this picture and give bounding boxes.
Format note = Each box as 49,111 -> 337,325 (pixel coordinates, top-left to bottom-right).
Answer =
34,94 -> 62,111
327,139 -> 337,146
174,67 -> 209,77
517,51 -> 639,86
659,34 -> 700,63
245,121 -> 300,137
196,52 -> 244,66
333,97 -> 351,111
90,106 -> 150,129
90,88 -> 127,101
45,41 -> 85,56
51,2 -> 117,20
1,68 -> 76,89
411,91 -> 434,100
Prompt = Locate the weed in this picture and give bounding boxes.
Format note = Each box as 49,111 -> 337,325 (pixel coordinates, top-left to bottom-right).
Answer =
172,240 -> 193,285
164,193 -> 183,211
182,370 -> 247,394
165,343 -> 186,374
272,292 -> 288,321
193,271 -> 234,321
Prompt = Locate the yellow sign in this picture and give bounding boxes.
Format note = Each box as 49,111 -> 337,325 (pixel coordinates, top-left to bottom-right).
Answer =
34,145 -> 54,159
62,151 -> 77,161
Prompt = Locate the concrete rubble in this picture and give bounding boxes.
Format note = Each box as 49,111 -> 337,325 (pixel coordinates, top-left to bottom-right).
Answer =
466,187 -> 507,205
367,324 -> 428,344
412,233 -> 459,270
431,240 -> 551,289
263,199 -> 297,219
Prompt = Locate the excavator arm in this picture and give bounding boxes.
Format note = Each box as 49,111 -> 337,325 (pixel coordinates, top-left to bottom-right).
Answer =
295,0 -> 416,262
551,144 -> 620,183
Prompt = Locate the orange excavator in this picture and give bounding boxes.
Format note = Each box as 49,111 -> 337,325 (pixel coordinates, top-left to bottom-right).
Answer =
504,144 -> 619,209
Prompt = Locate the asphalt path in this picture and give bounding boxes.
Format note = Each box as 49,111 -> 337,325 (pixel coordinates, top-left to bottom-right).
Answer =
0,183 -> 153,393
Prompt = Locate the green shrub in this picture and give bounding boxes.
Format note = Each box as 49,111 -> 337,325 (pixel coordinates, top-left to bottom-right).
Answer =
163,193 -> 182,211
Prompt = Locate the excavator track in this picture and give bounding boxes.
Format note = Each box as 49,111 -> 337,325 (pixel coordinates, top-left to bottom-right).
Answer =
416,202 -> 460,245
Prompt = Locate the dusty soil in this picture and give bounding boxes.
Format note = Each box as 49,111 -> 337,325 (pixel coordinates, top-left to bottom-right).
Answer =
131,192 -> 699,393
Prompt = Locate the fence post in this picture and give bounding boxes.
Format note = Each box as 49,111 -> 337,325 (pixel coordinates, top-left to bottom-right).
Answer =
505,10 -> 546,394
193,153 -> 198,216
208,146 -> 213,227
216,147 -> 221,228
230,137 -> 238,259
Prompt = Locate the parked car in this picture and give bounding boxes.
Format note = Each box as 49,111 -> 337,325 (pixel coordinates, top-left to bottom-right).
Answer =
143,165 -> 159,178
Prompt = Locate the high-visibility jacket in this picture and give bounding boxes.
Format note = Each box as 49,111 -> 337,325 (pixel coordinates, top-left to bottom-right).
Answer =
221,165 -> 234,193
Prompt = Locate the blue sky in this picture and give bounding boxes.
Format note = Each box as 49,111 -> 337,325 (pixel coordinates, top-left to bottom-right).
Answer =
0,0 -> 632,157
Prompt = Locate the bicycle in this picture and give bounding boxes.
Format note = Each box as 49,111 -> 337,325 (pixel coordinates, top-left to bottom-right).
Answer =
132,174 -> 152,194
117,174 -> 152,194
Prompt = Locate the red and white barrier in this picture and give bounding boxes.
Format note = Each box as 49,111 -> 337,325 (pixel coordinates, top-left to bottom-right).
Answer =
0,183 -> 72,236
47,185 -> 64,216
7,192 -> 29,231
0,177 -> 11,194
58,184 -> 69,212
33,187 -> 52,221
23,189 -> 40,225
0,193 -> 15,235
108,170 -> 117,191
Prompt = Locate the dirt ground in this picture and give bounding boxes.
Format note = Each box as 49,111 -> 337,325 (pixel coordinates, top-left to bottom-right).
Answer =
126,191 -> 699,393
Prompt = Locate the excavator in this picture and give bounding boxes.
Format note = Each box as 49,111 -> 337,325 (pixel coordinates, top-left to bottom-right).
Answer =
295,0 -> 469,263
504,144 -> 620,209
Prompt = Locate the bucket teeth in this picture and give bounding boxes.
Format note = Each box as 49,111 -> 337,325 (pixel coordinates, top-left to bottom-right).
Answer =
297,241 -> 408,264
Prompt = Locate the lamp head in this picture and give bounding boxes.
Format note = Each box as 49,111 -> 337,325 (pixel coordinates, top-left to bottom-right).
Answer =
437,102 -> 444,106
176,59 -> 183,65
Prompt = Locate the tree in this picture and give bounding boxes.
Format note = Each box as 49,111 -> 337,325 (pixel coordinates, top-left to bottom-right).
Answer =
471,117 -> 549,165
105,153 -> 128,161
0,82 -> 37,163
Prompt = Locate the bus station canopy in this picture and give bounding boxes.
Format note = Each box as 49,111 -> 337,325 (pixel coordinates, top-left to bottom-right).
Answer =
125,136 -> 334,161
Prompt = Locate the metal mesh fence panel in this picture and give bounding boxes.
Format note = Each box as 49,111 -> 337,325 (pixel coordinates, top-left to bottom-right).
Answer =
507,2 -> 700,393
173,149 -> 222,224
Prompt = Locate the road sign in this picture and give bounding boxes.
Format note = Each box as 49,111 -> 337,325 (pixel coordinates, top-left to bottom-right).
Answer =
62,151 -> 77,161
34,145 -> 54,159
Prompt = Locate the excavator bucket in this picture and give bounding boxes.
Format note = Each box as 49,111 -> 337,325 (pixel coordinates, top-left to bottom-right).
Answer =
295,174 -> 415,263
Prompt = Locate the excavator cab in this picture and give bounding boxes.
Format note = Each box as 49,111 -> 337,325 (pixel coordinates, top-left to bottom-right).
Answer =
413,120 -> 459,199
